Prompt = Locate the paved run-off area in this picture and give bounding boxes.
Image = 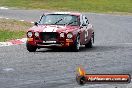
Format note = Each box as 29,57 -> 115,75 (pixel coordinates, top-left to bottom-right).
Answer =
0,8 -> 132,88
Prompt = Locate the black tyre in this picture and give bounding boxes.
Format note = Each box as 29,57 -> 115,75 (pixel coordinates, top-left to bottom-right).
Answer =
93,32 -> 94,43
72,35 -> 80,52
26,42 -> 37,52
85,38 -> 93,48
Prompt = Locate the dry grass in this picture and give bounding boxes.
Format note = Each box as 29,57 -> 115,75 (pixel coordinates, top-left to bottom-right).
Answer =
0,18 -> 32,31
0,18 -> 32,41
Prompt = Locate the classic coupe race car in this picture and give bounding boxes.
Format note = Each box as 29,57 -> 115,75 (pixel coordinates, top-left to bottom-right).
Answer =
26,12 -> 94,52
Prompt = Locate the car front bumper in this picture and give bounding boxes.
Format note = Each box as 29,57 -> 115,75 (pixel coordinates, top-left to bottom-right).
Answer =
27,38 -> 74,48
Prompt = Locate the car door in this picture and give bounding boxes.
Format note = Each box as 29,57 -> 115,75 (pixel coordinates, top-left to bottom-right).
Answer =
85,16 -> 94,44
80,15 -> 89,44
79,15 -> 86,45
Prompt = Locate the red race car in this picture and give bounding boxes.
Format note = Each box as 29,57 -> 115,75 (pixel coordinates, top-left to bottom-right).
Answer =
26,12 -> 94,52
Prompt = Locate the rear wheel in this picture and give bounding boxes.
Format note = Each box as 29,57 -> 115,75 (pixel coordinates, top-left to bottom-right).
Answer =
26,42 -> 37,52
85,32 -> 94,48
85,38 -> 93,48
72,35 -> 80,52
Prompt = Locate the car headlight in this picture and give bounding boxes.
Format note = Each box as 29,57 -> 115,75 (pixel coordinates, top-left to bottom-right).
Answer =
60,33 -> 65,38
35,32 -> 39,37
67,33 -> 73,39
27,32 -> 33,38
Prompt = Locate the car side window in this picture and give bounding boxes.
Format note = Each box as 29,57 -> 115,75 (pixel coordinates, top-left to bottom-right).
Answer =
82,15 -> 89,26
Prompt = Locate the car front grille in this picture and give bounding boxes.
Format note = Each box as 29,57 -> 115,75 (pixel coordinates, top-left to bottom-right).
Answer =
40,32 -> 59,41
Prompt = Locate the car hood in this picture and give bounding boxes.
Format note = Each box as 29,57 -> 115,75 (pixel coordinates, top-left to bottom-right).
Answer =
28,25 -> 79,33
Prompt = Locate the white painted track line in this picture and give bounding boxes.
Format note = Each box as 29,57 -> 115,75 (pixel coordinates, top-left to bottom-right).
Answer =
0,7 -> 9,10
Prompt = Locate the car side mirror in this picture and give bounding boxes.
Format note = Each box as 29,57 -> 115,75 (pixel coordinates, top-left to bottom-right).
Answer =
82,23 -> 87,26
80,26 -> 83,28
34,22 -> 38,26
80,23 -> 86,28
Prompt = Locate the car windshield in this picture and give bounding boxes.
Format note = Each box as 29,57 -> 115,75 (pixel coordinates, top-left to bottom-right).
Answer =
39,14 -> 79,26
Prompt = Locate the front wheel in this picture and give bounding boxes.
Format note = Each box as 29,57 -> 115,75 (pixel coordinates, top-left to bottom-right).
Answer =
26,42 -> 37,52
72,35 -> 80,52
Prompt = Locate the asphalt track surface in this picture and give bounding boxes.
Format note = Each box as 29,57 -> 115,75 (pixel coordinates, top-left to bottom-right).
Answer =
0,9 -> 132,88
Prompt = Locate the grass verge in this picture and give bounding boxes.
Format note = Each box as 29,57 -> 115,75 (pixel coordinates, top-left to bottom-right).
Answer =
0,30 -> 25,42
0,0 -> 132,13
0,18 -> 32,42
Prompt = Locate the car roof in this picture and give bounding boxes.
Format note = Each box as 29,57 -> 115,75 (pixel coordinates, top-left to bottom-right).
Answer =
44,12 -> 81,16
